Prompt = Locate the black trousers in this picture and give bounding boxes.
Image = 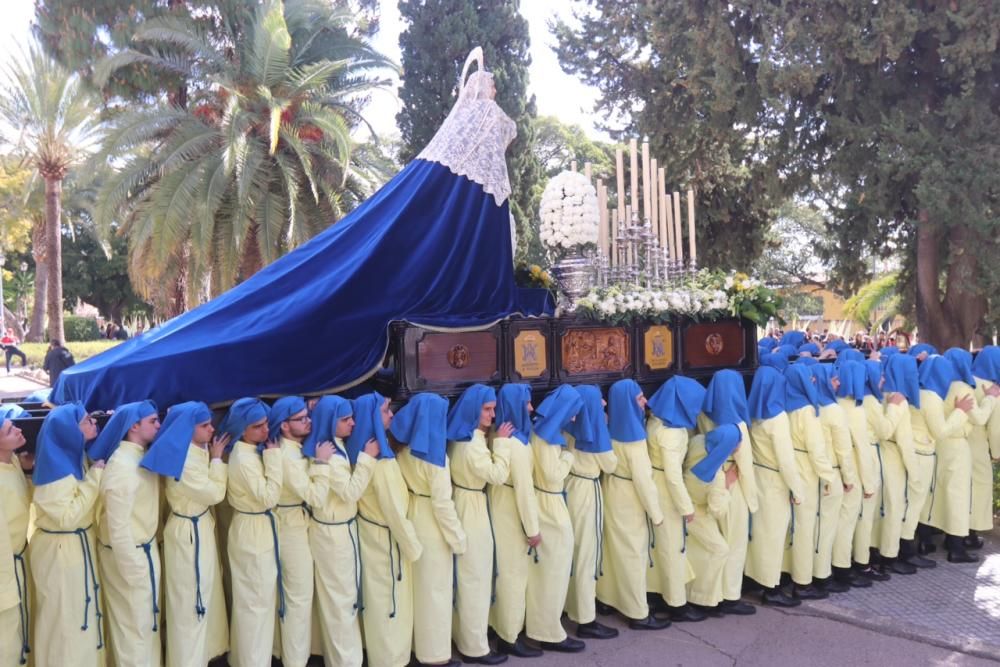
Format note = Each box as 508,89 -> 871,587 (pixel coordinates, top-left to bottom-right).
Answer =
4,346 -> 26,372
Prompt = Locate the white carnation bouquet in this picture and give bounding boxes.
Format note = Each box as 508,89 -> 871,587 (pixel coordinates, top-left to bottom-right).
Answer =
538,171 -> 599,257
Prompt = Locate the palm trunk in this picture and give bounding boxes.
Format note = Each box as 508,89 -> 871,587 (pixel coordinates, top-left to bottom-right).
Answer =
26,214 -> 48,341
45,176 -> 64,343
239,224 -> 263,280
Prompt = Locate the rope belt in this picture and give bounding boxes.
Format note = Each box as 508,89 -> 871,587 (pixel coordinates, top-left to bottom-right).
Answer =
917,450 -> 938,522
171,509 -> 210,619
138,538 -> 160,631
788,491 -> 796,547
276,501 -> 312,518
814,479 -> 822,555
873,442 -> 885,518
39,525 -> 103,649
358,513 -> 402,618
310,514 -> 362,612
753,462 -> 780,473
13,543 -> 29,664
234,508 -> 286,620
453,482 -> 499,603
569,472 -> 605,579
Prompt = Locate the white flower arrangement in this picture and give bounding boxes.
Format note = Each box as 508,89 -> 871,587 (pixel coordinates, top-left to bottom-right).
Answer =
538,171 -> 599,254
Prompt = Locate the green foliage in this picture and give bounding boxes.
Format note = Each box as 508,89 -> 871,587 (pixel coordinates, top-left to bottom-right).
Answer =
843,273 -> 901,330
532,116 -> 617,181
19,340 -> 120,367
62,315 -> 101,341
397,0 -> 543,262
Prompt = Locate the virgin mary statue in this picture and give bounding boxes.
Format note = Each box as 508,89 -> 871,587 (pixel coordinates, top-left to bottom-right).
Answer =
55,48 -> 522,410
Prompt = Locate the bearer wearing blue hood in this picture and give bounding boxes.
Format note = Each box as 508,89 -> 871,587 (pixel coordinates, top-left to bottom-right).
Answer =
596,379 -> 669,631
970,347 -> 1000,546
355,392 -> 422,667
306,396 -> 378,667
744,367 -> 803,607
221,397 -> 283,667
682,425 -> 743,612
563,386 -> 620,638
0,418 -> 30,667
393,393 -> 467,667
489,384 -> 543,659
29,404 -> 105,667
446,384 -> 514,664
526,385 -> 586,653
141,401 -> 230,666
91,399 -> 162,667
646,377 -> 713,620
269,396 -> 334,667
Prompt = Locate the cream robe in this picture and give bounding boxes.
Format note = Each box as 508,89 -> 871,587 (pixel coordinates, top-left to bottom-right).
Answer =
30,470 -> 106,667
273,438 -> 330,667
873,401 -> 915,558
927,383 -> 995,536
1,457 -> 31,667
163,445 -> 228,667
358,458 -> 422,667
855,396 -> 896,564
97,441 -> 162,667
449,431 -> 512,657
832,399 -> 876,569
596,438 -> 663,619
564,436 -> 617,622
970,378 -> 1000,531
745,412 -> 803,588
682,434 -> 730,607
906,392 -> 967,540
397,450 -> 466,664
813,404 -> 852,579
226,442 -> 283,667
698,416 -> 756,602
783,407 -> 836,585
310,443 -> 374,667
488,437 -> 539,644
525,434 -> 574,643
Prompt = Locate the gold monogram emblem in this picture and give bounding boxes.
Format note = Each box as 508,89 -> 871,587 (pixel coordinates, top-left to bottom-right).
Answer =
447,344 -> 470,369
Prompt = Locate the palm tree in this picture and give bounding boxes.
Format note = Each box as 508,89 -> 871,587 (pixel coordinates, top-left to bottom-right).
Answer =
0,45 -> 102,344
92,0 -> 396,314
843,272 -> 902,330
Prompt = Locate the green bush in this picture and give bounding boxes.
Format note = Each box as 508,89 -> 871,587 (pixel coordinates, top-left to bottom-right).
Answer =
62,315 -> 102,342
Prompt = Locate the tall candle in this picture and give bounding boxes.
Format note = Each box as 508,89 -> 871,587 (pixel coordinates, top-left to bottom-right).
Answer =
642,140 -> 651,222
584,162 -> 592,182
687,188 -> 696,265
658,167 -> 668,257
624,205 -> 633,266
665,193 -> 675,260
649,158 -> 659,243
571,160 -> 577,172
615,148 -> 625,222
629,139 -> 639,215
597,180 -> 607,257
611,209 -> 618,266
673,191 -> 683,264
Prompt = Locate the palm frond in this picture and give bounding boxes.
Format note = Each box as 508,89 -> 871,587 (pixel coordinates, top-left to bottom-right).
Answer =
250,0 -> 292,88
843,273 -> 900,327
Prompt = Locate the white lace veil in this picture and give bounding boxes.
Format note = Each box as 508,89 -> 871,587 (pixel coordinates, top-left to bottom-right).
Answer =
458,48 -> 494,101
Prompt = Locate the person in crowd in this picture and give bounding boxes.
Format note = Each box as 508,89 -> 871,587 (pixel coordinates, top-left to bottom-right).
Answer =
354,392 -> 422,667
526,385 -> 585,652
969,347 -> 1000,549
744,366 -> 803,607
597,379 -> 668,630
306,396 -> 379,667
490,384 -> 543,658
853,360 -> 893,582
269,397 -> 334,667
141,401 -> 230,666
0,419 -> 30,667
646,376 -> 713,620
563,385 -> 621,636
220,398 -> 283,667
392,393 -> 467,667
42,339 -> 75,387
446,384 -> 514,664
89,400 -> 162,667
1,329 -> 27,373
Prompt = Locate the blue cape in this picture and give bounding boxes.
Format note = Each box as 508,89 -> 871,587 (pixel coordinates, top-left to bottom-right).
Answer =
780,331 -> 806,348
391,393 -> 449,468
943,348 -> 975,387
748,366 -> 786,421
346,393 -> 393,462
701,370 -> 750,426
608,379 -> 647,442
972,346 -> 1000,384
218,398 -> 269,449
864,360 -> 884,401
835,361 -> 865,404
0,404 -> 28,420
918,355 -> 955,401
777,344 -> 798,359
909,343 -> 938,358
759,337 -> 778,351
883,354 -> 920,407
796,356 -> 818,366
33,403 -> 88,485
87,400 -> 158,461
648,376 -> 706,429
446,384 -> 496,442
533,385 -> 583,446
828,339 -> 850,354
268,396 -> 308,442
496,384 -> 532,445
303,396 -> 352,458
566,385 -> 612,454
760,351 -> 789,372
140,401 -> 213,480
798,342 -> 821,356
784,364 -> 819,415
22,388 -> 51,404
692,424 -> 742,483
834,349 -> 865,369
811,364 -> 838,406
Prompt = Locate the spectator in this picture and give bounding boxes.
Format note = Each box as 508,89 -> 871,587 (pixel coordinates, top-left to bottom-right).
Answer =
1,328 -> 27,373
42,340 -> 75,386
114,324 -> 130,340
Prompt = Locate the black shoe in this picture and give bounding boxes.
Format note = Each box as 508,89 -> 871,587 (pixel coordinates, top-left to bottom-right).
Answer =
834,566 -> 871,588
719,600 -> 756,615
761,588 -> 801,607
885,558 -> 917,575
412,660 -> 460,667
595,600 -> 614,616
689,603 -> 723,617
667,604 -> 708,622
496,638 -> 542,659
816,577 -> 850,594
964,532 -> 985,550
858,566 -> 890,582
576,621 -> 618,639
793,584 -> 828,600
628,614 -> 671,630
947,549 -> 979,564
902,553 -> 937,569
917,540 -> 937,555
460,651 -> 507,665
646,593 -> 669,615
538,638 -> 586,653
